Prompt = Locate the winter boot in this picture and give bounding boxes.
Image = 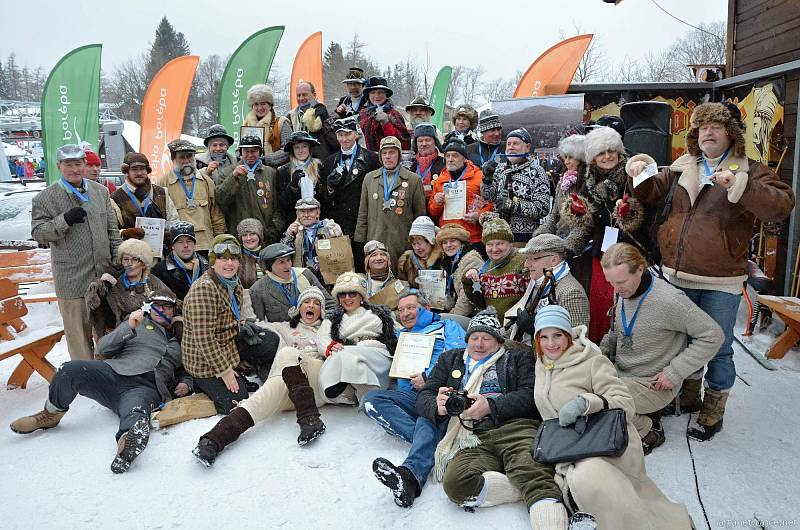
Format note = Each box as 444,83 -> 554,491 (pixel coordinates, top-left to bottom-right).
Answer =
476,471 -> 522,508
372,457 -> 419,508
283,365 -> 326,445
663,377 -> 703,415
110,416 -> 150,474
569,512 -> 598,530
10,402 -> 66,434
529,500 -> 569,530
193,407 -> 255,467
688,388 -> 728,442
642,411 -> 665,455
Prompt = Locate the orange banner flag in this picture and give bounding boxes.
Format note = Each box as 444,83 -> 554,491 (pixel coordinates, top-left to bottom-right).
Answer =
514,35 -> 593,98
290,32 -> 324,109
140,55 -> 200,178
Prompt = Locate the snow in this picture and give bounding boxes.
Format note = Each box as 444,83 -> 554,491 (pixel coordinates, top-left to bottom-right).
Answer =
1,302 -> 799,530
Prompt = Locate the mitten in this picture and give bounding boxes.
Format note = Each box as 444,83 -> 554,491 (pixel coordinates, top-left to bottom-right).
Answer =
558,396 -> 588,427
374,110 -> 388,124
481,160 -> 498,182
569,193 -> 587,216
315,105 -> 329,122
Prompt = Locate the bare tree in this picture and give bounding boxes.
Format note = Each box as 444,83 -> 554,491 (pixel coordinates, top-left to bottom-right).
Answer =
107,53 -> 149,121
668,20 -> 727,81
559,24 -> 607,83
480,77 -> 516,102
447,65 -> 465,107
461,66 -> 486,106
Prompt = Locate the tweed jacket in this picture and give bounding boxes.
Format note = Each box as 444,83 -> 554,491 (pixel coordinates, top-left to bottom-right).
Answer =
31,179 -> 122,299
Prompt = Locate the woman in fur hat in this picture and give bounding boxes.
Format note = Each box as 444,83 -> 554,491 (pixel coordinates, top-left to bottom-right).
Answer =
85,238 -> 173,340
437,223 -> 485,316
236,218 -> 266,289
397,216 -> 443,290
244,83 -> 291,154
444,104 -> 479,146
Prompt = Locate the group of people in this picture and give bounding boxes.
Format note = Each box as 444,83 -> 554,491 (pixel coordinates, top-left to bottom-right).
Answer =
8,156 -> 45,179
8,68 -> 795,529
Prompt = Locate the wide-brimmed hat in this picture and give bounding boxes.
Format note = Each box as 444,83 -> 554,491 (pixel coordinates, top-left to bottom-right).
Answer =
405,95 -> 435,116
363,76 -> 393,98
341,67 -> 365,85
204,124 -> 235,147
284,130 -> 320,153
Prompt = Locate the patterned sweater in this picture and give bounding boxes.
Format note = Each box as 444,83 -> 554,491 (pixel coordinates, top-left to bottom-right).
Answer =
482,158 -> 551,240
463,250 -> 529,320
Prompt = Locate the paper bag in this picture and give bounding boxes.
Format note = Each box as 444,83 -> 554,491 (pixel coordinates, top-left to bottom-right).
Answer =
316,235 -> 355,285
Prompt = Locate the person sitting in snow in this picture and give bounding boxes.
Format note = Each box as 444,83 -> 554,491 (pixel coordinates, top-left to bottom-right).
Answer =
362,289 -> 466,507
10,290 -> 190,474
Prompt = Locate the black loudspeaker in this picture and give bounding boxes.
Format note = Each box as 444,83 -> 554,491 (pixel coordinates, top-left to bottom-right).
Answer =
620,101 -> 673,166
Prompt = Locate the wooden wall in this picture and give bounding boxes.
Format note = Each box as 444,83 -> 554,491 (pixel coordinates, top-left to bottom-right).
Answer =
729,0 -> 800,75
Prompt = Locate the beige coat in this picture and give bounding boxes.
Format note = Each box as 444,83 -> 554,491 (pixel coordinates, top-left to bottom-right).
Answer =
534,326 -> 693,530
157,171 -> 227,251
449,249 -> 484,316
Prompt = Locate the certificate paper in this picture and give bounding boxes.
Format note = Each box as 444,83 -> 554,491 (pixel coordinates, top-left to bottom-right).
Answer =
135,217 -> 166,258
443,180 -> 467,220
418,269 -> 447,310
389,332 -> 437,379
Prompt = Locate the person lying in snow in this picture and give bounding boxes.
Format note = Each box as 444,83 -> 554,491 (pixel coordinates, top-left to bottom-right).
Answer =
10,290 -> 190,474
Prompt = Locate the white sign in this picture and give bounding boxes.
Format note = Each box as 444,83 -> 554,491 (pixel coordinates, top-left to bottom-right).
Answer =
443,180 -> 467,220
389,332 -> 437,379
601,226 -> 620,253
633,162 -> 659,188
418,269 -> 447,310
135,217 -> 166,259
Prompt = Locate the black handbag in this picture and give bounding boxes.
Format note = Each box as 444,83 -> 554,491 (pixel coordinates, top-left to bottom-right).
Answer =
532,395 -> 628,464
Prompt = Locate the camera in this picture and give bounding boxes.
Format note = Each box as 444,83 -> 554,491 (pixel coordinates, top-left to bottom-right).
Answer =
445,390 -> 475,417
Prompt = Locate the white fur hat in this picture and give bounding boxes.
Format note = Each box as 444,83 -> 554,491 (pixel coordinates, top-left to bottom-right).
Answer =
247,84 -> 275,107
118,238 -> 154,272
558,134 -> 586,163
584,126 -> 625,163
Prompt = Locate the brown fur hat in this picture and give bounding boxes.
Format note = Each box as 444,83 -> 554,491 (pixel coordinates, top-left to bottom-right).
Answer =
686,102 -> 746,158
452,104 -> 479,130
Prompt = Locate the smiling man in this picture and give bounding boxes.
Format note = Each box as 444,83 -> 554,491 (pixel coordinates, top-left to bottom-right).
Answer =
626,102 -> 795,442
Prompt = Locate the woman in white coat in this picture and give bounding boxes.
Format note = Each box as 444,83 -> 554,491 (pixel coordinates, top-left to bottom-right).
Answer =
532,305 -> 693,530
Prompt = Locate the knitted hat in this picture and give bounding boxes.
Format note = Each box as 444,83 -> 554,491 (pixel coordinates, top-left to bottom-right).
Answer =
412,122 -> 442,152
331,271 -> 369,300
209,234 -> 240,266
236,218 -> 264,242
452,104 -> 478,129
519,233 -> 566,256
534,305 -> 573,336
686,102 -> 746,158
507,128 -> 532,144
379,135 -> 402,153
288,286 -> 328,319
408,216 -> 438,246
584,126 -> 624,162
405,95 -> 435,116
364,240 -> 390,271
247,84 -> 275,107
478,110 -> 502,133
118,238 -> 154,272
121,152 -> 151,174
84,149 -> 101,166
558,134 -> 586,163
465,307 -> 505,343
204,124 -> 234,147
57,144 -> 85,162
443,138 -> 468,159
436,223 -> 470,244
481,216 -> 514,244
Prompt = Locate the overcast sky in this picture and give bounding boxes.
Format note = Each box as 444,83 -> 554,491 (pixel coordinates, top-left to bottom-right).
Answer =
5,0 -> 727,85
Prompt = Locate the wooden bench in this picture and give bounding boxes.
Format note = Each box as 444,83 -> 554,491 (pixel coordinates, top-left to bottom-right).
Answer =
755,295 -> 800,359
0,278 -> 64,389
0,248 -> 57,303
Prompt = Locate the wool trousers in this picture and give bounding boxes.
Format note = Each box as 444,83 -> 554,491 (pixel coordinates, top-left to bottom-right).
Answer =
57,297 -> 94,360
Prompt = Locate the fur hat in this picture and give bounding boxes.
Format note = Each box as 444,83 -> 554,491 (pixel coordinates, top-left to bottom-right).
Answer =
331,271 -> 369,300
436,223 -> 470,244
118,238 -> 154,272
443,138 -> 468,159
236,218 -> 264,242
558,134 -> 586,163
534,305 -> 572,337
685,102 -> 746,157
481,216 -> 514,244
288,286 -> 328,319
121,152 -> 151,174
247,84 -> 274,107
584,126 -> 625,163
452,104 -> 478,129
408,216 -> 438,246
465,307 -> 505,343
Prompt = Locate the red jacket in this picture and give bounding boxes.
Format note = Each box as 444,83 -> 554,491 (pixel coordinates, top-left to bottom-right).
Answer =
358,106 -> 411,152
428,160 -> 493,243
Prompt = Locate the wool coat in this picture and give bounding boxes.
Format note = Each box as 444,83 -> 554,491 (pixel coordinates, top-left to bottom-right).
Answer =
215,164 -> 284,245
319,146 -> 381,239
249,268 -> 335,323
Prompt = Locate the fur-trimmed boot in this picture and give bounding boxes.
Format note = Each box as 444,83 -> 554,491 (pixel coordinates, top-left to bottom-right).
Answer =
688,388 -> 728,442
193,407 -> 255,467
283,365 -> 326,445
663,377 -> 703,415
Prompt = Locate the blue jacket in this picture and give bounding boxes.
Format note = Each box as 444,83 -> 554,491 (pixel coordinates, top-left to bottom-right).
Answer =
395,308 -> 466,392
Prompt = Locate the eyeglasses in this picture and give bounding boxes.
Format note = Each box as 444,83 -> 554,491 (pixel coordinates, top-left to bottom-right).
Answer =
121,256 -> 142,265
211,242 -> 241,256
338,292 -> 361,299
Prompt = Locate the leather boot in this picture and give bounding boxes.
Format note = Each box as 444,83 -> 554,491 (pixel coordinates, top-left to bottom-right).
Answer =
193,407 -> 255,467
10,402 -> 66,434
111,416 -> 150,474
283,365 -> 326,445
688,388 -> 728,442
642,411 -> 666,455
663,377 -> 703,415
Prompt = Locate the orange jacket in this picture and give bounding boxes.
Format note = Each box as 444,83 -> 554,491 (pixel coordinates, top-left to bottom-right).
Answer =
427,160 -> 492,243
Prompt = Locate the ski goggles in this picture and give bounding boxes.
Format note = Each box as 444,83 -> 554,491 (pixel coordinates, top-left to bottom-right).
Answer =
211,242 -> 242,257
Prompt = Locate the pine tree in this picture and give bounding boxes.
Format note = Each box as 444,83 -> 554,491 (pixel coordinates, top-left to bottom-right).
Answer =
6,53 -> 20,100
323,42 -> 345,107
0,59 -> 8,99
145,17 -> 190,81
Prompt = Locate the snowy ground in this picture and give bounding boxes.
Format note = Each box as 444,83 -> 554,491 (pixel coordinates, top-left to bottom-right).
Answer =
2,302 -> 799,530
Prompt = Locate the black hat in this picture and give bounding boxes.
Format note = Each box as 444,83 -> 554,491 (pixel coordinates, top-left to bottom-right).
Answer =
203,124 -> 235,147
170,221 -> 196,244
334,116 -> 358,132
238,135 -> 263,152
363,76 -> 393,98
591,115 -> 626,140
284,130 -> 320,153
507,128 -> 532,144
259,243 -> 294,266
444,138 -> 469,159
412,122 -> 442,152
341,67 -> 365,85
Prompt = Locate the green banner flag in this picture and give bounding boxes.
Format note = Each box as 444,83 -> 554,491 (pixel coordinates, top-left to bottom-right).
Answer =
218,26 -> 285,151
429,66 -> 453,132
41,44 -> 102,184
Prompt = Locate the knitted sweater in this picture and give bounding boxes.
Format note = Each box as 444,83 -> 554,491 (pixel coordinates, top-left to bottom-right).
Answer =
600,275 -> 723,386
463,250 -> 529,320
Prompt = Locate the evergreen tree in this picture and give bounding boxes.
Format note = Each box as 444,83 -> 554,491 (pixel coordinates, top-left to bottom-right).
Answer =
5,54 -> 20,100
145,17 -> 191,81
0,59 -> 8,99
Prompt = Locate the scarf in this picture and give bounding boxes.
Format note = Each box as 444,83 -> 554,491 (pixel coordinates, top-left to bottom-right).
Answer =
366,101 -> 394,113
217,274 -> 239,298
415,151 -> 439,171
433,347 -> 506,481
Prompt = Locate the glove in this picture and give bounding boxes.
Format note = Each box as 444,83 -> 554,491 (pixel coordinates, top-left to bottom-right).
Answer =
239,319 -> 263,346
481,160 -> 498,182
374,110 -> 388,124
558,396 -> 588,427
569,193 -> 587,216
314,105 -> 329,122
120,227 -> 146,240
64,206 -> 87,226
496,189 -> 512,213
515,308 -> 535,336
326,169 -> 344,187
291,169 -> 305,188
